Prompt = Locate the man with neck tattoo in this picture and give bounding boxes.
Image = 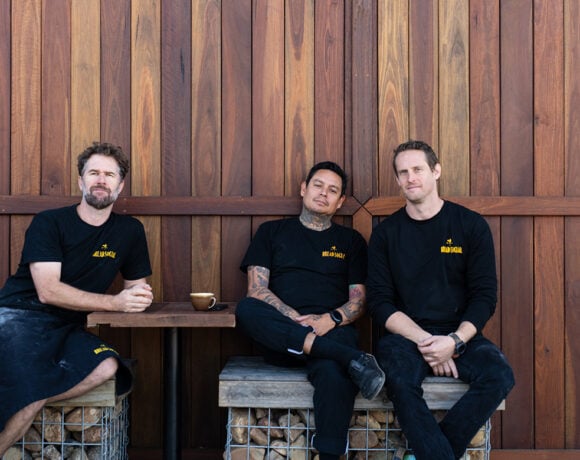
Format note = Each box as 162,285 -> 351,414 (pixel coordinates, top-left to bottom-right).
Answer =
235,161 -> 385,460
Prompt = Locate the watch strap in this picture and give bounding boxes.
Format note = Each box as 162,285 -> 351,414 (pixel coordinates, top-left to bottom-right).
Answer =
329,310 -> 343,326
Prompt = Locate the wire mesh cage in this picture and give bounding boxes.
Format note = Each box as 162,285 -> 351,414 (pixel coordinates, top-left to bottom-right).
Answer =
4,395 -> 129,460
224,407 -> 490,460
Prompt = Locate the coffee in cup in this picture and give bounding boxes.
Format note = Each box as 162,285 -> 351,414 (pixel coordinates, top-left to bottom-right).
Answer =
190,292 -> 217,311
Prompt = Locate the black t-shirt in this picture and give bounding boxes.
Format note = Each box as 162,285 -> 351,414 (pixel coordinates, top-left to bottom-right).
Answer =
367,201 -> 497,334
0,205 -> 152,315
240,217 -> 367,312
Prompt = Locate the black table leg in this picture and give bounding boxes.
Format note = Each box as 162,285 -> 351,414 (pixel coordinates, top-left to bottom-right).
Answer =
163,327 -> 181,460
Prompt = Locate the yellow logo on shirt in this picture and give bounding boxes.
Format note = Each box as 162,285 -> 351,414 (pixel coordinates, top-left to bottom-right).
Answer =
322,245 -> 346,259
92,243 -> 117,259
441,238 -> 463,254
93,344 -> 118,355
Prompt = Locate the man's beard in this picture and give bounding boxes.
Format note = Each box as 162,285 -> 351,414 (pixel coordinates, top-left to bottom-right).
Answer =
83,186 -> 120,210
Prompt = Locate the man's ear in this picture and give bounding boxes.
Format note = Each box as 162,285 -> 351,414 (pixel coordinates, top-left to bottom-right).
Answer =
433,163 -> 442,180
300,181 -> 306,197
337,195 -> 346,209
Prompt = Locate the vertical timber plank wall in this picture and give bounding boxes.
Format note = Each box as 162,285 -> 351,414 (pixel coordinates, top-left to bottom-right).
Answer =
1,2 -> 580,457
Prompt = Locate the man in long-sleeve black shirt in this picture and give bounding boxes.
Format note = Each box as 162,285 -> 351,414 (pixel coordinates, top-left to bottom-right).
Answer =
367,140 -> 514,460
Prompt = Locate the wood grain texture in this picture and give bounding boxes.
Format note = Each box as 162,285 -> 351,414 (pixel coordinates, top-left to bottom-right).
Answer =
377,0 -> 408,197
0,195 -> 361,216
469,0 -> 500,196
534,217 -> 565,447
285,0 -> 314,196
565,218 -> 580,447
161,0 -> 192,304
564,0 -> 580,447
221,0 -> 252,197
500,0 -> 534,196
0,0 -> 10,284
351,0 -> 377,202
534,0 -> 564,197
11,0 -> 41,196
438,0 -> 469,196
252,0 -> 284,196
501,217 -> 535,448
41,0 -> 70,196
101,0 -> 132,187
409,0 -> 438,150
130,0 -> 163,447
71,0 -> 100,183
314,0 -> 344,165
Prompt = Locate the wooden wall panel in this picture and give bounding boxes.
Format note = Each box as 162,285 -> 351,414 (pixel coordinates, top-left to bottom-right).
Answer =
285,0 -> 314,196
41,0 -> 70,196
501,217 -> 535,448
130,0 -> 163,448
377,0 -> 407,196
221,0 -> 252,308
253,0 -> 284,196
0,0 -> 10,284
2,2 -> 580,457
101,0 -> 132,186
10,0 -> 41,275
96,0 -> 134,416
71,0 -> 100,182
534,0 -> 565,448
469,0 -> 500,197
565,0 -> 580,447
351,0 -> 377,202
500,2 -> 535,448
470,1 -> 502,443
439,0 -> 469,197
314,0 -> 344,165
409,0 -> 438,151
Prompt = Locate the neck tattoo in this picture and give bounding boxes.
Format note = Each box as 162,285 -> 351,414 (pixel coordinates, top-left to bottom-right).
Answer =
299,209 -> 332,231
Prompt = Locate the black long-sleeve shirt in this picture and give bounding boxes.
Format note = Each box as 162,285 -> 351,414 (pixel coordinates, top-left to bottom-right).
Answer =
366,201 -> 497,335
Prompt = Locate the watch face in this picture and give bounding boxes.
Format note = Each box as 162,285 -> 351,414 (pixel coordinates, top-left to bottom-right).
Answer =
330,311 -> 342,325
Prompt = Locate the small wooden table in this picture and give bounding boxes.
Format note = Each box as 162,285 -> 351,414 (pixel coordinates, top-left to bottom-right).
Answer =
87,302 -> 236,460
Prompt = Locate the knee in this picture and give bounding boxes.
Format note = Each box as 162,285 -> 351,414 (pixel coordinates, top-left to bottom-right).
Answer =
96,357 -> 118,381
494,362 -> 515,397
235,297 -> 260,325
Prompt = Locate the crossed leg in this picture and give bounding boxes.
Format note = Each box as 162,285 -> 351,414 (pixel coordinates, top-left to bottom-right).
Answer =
0,357 -> 118,457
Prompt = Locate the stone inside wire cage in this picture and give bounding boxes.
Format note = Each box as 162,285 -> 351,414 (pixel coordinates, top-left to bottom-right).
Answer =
225,407 -> 490,460
5,395 -> 129,460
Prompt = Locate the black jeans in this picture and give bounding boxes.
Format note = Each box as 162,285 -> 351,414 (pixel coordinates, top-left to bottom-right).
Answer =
235,297 -> 359,456
375,334 -> 514,460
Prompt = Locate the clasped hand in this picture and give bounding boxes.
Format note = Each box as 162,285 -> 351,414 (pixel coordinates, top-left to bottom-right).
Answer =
112,283 -> 154,312
417,335 -> 458,378
294,313 -> 333,336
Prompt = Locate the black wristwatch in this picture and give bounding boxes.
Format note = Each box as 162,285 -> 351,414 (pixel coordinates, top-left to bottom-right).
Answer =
329,310 -> 343,327
448,332 -> 466,356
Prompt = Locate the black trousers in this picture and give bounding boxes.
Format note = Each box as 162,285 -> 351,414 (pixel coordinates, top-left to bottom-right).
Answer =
235,297 -> 359,455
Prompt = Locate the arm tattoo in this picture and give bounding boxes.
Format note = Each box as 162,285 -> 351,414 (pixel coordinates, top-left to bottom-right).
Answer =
247,265 -> 298,319
337,284 -> 366,323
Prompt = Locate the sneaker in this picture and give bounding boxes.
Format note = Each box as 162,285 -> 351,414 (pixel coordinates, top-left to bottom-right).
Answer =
348,353 -> 385,400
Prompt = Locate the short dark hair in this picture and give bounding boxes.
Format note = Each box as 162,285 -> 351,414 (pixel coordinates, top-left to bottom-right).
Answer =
77,142 -> 129,179
393,140 -> 439,176
306,161 -> 348,196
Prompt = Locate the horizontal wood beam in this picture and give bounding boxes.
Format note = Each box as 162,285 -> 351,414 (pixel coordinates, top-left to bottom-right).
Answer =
365,196 -> 580,216
2,195 -> 580,217
0,195 -> 361,216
